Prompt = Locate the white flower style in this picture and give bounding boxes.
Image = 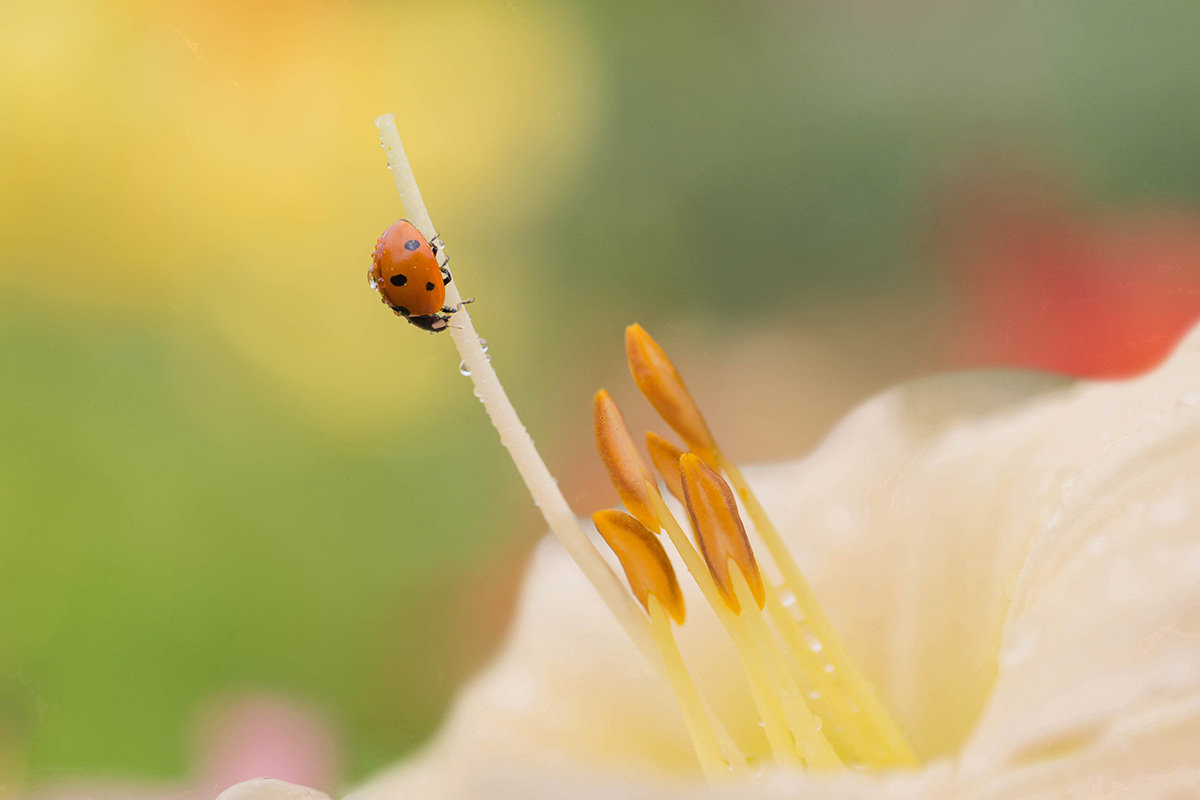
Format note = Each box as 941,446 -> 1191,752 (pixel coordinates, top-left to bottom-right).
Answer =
221,321 -> 1200,800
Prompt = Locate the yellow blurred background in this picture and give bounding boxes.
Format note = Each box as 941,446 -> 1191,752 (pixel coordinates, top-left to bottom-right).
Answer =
4,0 -> 1200,796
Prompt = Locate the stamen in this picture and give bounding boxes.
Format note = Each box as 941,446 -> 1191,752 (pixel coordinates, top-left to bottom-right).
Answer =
593,390 -> 661,531
676,455 -> 840,770
760,583 -> 883,764
678,454 -> 764,614
645,431 -> 686,503
625,324 -> 718,463
646,489 -> 803,767
594,395 -> 805,768
589,394 -> 747,769
623,320 -> 918,768
718,457 -> 918,767
593,510 -> 735,781
645,595 -> 729,782
730,566 -> 842,771
592,510 -> 685,625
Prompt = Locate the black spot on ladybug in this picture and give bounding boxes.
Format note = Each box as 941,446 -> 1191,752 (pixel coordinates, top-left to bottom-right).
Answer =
426,281 -> 436,291
390,274 -> 407,287
404,239 -> 421,251
397,306 -> 410,316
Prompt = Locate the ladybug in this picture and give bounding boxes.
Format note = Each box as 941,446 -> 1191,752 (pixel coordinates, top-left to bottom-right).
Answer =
369,220 -> 461,332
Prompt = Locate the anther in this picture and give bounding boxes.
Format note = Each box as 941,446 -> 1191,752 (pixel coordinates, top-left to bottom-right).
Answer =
592,510 -> 686,625
593,390 -> 661,531
679,454 -> 764,614
625,324 -> 718,463
645,431 -> 686,503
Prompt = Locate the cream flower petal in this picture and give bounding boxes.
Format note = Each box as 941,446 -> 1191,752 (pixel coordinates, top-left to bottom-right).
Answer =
344,326 -> 1200,800
216,778 -> 332,800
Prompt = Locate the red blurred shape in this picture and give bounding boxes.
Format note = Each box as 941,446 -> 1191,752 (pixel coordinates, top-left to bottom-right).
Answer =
938,170 -> 1200,378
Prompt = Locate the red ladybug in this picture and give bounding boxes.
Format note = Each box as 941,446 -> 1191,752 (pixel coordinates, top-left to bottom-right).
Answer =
369,220 -> 460,332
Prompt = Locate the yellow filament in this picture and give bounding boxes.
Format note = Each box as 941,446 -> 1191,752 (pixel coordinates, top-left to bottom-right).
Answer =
724,616 -> 805,767
647,488 -> 801,766
730,567 -> 842,771
702,693 -> 749,771
761,583 -> 884,765
647,595 -> 729,782
719,456 -> 918,766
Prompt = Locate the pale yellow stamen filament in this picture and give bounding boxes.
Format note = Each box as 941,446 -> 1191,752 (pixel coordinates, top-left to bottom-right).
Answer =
647,487 -> 808,767
719,458 -> 918,767
646,595 -> 729,782
731,567 -> 841,770
723,613 -> 806,767
648,474 -> 835,767
760,583 -> 884,764
592,510 -> 732,779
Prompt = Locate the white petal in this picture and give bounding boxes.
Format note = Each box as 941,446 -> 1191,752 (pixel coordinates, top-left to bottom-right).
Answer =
216,778 -> 332,800
961,329 -> 1200,773
963,694 -> 1200,799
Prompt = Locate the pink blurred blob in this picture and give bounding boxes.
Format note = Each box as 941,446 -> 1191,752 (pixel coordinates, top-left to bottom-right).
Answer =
20,693 -> 340,800
195,694 -> 340,792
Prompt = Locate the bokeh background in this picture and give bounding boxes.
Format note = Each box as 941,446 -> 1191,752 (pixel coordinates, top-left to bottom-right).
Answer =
4,0 -> 1200,796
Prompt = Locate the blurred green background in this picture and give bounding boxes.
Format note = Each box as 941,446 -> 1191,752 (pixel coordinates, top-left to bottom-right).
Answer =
4,0 -> 1200,795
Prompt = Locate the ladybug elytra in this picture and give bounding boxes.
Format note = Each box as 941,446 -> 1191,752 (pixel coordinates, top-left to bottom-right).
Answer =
369,220 -> 462,332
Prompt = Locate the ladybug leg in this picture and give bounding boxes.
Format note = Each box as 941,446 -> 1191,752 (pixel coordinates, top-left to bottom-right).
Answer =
439,298 -> 475,315
430,235 -> 451,271
440,265 -> 453,286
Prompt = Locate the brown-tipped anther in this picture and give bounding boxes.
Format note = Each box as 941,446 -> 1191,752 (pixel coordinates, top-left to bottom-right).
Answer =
679,453 -> 765,614
645,432 -> 686,503
593,390 -> 661,531
624,324 -> 717,462
593,510 -> 686,625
